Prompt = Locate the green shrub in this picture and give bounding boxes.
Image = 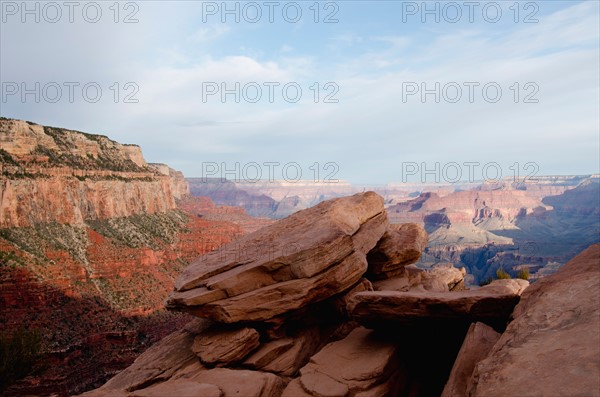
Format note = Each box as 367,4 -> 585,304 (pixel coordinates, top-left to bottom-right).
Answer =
496,268 -> 511,280
0,327 -> 42,392
517,267 -> 530,280
0,149 -> 19,166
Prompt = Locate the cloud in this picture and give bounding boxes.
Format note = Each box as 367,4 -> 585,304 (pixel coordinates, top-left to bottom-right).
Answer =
189,25 -> 231,43
1,1 -> 597,183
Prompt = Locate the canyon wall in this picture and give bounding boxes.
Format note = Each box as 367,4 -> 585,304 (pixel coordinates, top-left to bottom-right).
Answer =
0,118 -> 189,228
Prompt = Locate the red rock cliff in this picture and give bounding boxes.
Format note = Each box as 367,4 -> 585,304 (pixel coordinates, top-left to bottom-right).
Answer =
0,118 -> 189,228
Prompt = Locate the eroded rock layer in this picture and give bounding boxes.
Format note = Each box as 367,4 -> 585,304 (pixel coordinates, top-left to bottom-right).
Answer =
167,192 -> 388,322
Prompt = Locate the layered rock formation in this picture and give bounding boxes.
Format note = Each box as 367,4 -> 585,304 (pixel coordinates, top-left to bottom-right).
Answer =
0,118 -> 189,228
387,178 -> 600,283
348,278 -> 528,329
166,191 -> 387,322
85,191 -> 594,397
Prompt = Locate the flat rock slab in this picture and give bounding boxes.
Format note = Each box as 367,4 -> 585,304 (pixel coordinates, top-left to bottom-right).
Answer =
191,326 -> 260,366
243,327 -> 321,376
470,243 -> 600,397
167,192 -> 387,322
187,368 -> 285,397
348,279 -> 529,327
282,327 -> 400,396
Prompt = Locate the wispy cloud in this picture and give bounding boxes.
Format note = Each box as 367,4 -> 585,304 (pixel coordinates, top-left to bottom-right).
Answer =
188,25 -> 231,43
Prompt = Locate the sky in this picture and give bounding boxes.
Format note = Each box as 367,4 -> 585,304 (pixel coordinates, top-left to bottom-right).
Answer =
1,0 -> 599,184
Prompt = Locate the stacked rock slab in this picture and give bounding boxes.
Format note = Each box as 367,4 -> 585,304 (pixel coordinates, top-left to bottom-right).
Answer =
166,191 -> 388,322
348,279 -> 529,328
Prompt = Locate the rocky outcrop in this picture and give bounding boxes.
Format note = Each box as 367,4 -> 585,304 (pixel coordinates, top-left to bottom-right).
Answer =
468,243 -> 600,397
371,263 -> 466,293
84,192 -> 472,397
242,327 -> 320,376
166,191 -> 387,322
0,118 -> 189,227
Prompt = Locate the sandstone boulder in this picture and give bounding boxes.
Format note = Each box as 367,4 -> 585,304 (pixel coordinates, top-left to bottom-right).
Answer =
417,264 -> 466,292
366,223 -> 428,279
282,327 -> 402,396
191,326 -> 260,366
348,279 -> 529,328
441,322 -> 501,397
185,368 -> 285,397
373,264 -> 466,293
469,243 -> 600,397
167,192 -> 387,323
243,327 -> 321,376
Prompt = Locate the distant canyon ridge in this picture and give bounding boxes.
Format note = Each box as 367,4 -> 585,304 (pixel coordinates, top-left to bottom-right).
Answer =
188,174 -> 600,284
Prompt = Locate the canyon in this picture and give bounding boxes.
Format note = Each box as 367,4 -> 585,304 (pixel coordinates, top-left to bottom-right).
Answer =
1,117 -> 598,396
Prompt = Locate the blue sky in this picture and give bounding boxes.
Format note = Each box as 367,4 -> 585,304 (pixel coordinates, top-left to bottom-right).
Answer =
1,0 -> 599,183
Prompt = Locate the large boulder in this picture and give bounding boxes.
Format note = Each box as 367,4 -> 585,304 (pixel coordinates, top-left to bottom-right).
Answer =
441,322 -> 501,397
366,223 -> 428,279
191,326 -> 260,366
184,368 -> 285,397
167,192 -> 387,322
281,327 -> 403,396
243,327 -> 321,376
347,279 -> 529,328
469,243 -> 600,397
